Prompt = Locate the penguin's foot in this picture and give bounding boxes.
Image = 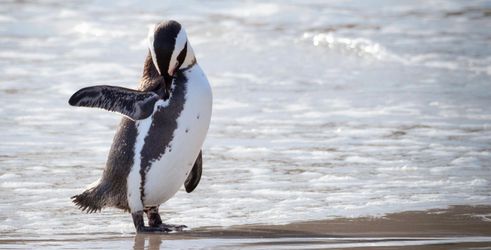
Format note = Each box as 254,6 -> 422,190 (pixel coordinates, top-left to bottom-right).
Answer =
159,223 -> 187,232
137,226 -> 172,233
135,224 -> 187,233
133,211 -> 168,233
145,206 -> 163,227
133,210 -> 187,233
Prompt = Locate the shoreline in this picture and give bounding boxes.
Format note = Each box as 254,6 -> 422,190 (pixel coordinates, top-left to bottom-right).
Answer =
210,205 -> 491,238
2,205 -> 491,249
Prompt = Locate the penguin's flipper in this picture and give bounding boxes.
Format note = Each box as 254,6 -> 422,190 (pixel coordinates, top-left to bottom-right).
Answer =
68,85 -> 159,120
185,150 -> 202,193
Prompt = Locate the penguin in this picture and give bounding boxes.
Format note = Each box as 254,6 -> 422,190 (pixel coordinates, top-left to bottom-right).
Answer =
68,20 -> 212,233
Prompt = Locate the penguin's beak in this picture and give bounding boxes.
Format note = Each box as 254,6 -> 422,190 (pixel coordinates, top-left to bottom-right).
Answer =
168,61 -> 179,77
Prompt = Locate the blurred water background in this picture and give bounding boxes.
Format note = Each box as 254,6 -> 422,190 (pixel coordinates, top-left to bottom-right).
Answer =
0,0 -> 490,240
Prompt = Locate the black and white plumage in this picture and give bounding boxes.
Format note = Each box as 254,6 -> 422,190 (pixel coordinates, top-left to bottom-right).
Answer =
68,85 -> 160,120
69,20 -> 212,233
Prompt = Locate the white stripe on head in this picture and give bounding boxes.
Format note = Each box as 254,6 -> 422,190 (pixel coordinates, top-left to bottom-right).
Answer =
182,43 -> 195,68
168,27 -> 187,75
147,24 -> 161,75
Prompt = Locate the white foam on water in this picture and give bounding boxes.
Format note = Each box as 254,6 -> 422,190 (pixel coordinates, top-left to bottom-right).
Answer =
303,32 -> 394,60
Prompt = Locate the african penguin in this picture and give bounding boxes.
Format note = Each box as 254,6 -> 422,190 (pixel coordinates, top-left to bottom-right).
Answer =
68,20 -> 212,233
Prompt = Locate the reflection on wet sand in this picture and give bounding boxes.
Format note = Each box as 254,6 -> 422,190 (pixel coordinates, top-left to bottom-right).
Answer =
133,234 -> 162,250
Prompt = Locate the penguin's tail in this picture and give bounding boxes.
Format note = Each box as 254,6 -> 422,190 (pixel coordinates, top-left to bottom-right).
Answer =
71,185 -> 107,213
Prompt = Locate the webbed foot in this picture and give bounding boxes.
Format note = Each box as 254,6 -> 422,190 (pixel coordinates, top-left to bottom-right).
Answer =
137,226 -> 172,233
132,209 -> 188,233
159,223 -> 187,232
135,224 -> 186,233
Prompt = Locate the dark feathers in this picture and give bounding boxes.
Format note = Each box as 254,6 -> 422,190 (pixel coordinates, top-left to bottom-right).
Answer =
71,187 -> 106,213
69,85 -> 160,120
185,151 -> 202,193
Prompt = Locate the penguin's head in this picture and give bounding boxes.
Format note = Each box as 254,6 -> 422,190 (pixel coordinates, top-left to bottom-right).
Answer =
148,20 -> 195,89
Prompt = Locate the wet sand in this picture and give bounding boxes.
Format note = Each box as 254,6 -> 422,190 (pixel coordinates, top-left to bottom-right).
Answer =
2,205 -> 490,249
172,205 -> 491,249
222,205 -> 491,238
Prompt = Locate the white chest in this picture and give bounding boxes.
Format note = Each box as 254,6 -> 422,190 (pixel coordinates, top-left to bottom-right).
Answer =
126,65 -> 212,212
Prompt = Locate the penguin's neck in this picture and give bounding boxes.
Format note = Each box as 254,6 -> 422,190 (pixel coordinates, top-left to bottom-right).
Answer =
139,53 -> 161,91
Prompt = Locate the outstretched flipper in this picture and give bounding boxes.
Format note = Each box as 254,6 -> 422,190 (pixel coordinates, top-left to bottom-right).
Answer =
185,151 -> 202,193
69,85 -> 160,120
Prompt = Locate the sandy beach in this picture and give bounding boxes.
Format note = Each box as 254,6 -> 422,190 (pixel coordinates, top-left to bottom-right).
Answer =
2,205 -> 490,249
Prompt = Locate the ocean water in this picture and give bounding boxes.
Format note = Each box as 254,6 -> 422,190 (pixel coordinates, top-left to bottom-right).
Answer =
0,0 -> 490,238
